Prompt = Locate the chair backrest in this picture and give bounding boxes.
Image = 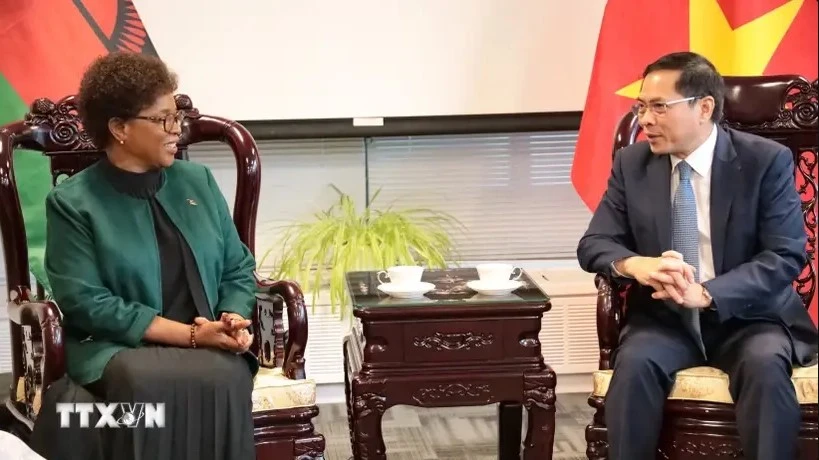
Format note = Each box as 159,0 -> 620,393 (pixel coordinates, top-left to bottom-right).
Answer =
612,75 -> 818,311
0,94 -> 262,380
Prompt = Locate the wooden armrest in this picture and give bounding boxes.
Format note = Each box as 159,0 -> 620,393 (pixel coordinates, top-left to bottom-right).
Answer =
9,290 -> 65,396
594,273 -> 628,371
252,281 -> 286,369
254,273 -> 308,380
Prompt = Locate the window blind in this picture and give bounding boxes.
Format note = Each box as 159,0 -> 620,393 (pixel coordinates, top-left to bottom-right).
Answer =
186,138 -> 367,269
366,131 -> 591,261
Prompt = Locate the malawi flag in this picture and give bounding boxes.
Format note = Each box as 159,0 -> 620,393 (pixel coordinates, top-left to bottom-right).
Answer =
571,0 -> 818,324
0,0 -> 157,294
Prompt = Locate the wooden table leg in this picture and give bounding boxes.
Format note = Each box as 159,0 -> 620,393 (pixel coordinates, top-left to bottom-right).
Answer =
351,381 -> 388,460
522,368 -> 557,460
498,401 -> 523,459
343,340 -> 357,459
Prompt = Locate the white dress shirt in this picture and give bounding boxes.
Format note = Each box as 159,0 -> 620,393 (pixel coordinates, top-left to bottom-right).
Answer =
669,124 -> 717,283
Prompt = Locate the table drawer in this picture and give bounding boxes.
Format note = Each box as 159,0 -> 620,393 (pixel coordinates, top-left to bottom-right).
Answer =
403,320 -> 504,362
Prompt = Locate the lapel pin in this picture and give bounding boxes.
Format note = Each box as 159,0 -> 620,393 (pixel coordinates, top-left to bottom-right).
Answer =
187,199 -> 198,206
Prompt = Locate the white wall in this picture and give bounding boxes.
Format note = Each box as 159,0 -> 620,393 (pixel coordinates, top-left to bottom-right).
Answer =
134,0 -> 606,120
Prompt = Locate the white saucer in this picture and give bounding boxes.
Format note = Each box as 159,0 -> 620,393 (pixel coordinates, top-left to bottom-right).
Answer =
466,280 -> 523,296
377,282 -> 435,299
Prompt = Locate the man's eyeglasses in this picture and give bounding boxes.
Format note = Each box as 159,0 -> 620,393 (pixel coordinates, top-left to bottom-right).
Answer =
132,111 -> 185,133
631,96 -> 702,117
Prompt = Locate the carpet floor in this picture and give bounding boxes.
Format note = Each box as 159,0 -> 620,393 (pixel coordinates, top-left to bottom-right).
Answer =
314,392 -> 593,459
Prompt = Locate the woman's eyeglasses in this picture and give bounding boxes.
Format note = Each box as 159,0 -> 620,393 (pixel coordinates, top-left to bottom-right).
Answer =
132,111 -> 186,133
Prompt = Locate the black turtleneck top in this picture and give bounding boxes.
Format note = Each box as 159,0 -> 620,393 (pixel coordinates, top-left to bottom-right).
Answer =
98,158 -> 213,323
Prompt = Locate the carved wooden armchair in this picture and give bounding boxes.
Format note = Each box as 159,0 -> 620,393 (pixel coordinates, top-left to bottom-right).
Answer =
0,95 -> 325,460
585,75 -> 819,460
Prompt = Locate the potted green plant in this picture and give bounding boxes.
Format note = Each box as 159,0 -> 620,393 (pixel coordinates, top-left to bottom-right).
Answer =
259,185 -> 463,319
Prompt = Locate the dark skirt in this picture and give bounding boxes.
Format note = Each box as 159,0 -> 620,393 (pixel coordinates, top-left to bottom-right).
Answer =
30,346 -> 255,460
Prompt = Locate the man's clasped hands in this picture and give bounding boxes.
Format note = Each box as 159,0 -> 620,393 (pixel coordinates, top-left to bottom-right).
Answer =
193,312 -> 254,353
615,250 -> 712,309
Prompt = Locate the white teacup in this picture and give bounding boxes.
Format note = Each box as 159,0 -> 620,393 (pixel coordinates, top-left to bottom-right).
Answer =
377,265 -> 424,285
476,263 -> 523,283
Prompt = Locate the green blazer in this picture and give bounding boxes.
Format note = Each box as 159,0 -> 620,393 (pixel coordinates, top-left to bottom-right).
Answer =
44,160 -> 259,385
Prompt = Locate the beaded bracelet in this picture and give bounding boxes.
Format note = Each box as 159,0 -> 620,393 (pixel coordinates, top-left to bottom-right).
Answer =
190,324 -> 197,348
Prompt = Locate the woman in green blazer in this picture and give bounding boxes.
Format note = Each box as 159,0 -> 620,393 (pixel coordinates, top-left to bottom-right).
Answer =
30,53 -> 258,460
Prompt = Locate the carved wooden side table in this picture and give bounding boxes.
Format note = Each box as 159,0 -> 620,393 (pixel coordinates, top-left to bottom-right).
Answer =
343,268 -> 556,460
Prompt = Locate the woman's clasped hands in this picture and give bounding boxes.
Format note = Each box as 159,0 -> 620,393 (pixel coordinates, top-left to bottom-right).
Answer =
193,312 -> 254,353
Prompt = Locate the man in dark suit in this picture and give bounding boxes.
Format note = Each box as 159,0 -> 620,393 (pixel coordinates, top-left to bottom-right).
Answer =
577,51 -> 818,460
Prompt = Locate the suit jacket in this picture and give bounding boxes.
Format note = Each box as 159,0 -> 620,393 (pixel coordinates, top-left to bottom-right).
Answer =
44,160 -> 259,385
577,126 -> 818,366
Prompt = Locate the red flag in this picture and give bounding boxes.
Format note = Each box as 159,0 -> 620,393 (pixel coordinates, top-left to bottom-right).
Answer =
571,0 -> 818,324
0,0 -> 156,104
571,0 -> 688,212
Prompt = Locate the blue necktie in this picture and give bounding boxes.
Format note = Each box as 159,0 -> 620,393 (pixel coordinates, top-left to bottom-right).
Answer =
672,161 -> 704,354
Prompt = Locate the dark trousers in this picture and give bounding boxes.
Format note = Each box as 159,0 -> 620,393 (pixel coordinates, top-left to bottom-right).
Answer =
605,310 -> 801,460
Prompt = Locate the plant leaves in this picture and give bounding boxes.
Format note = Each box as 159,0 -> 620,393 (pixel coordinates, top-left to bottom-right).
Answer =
265,186 -> 463,317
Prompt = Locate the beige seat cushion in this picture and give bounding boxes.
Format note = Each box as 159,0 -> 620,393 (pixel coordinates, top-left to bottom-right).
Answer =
592,364 -> 818,404
251,367 -> 317,412
17,367 -> 317,416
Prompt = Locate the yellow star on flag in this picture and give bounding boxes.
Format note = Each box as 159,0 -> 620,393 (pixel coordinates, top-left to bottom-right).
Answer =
615,0 -> 804,99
